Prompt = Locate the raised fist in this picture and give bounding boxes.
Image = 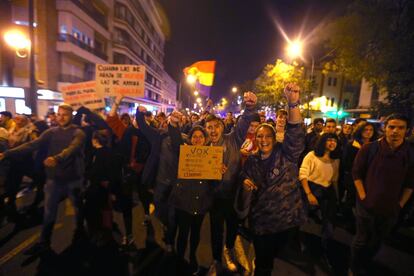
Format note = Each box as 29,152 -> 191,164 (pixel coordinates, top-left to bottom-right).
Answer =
284,83 -> 300,104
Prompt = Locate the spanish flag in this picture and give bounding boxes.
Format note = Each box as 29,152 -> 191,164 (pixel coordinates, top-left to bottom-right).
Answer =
183,60 -> 216,87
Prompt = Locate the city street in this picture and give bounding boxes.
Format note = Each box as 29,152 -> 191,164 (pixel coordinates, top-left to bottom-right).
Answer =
1,0 -> 414,275
1,187 -> 413,276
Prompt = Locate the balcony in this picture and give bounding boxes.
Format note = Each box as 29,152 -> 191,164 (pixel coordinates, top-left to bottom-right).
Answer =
70,0 -> 107,28
58,33 -> 108,61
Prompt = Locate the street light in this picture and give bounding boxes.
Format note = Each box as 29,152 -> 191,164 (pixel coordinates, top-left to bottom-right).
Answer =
286,40 -> 303,60
3,25 -> 38,115
193,90 -> 199,96
231,86 -> 238,93
286,39 -> 314,118
186,74 -> 197,84
3,30 -> 31,58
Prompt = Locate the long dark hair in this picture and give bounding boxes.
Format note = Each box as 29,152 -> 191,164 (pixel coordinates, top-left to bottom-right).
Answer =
352,122 -> 378,145
314,133 -> 340,159
92,129 -> 111,147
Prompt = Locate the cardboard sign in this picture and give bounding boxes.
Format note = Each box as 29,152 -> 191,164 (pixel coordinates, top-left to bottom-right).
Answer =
96,64 -> 145,97
178,145 -> 223,180
61,81 -> 105,110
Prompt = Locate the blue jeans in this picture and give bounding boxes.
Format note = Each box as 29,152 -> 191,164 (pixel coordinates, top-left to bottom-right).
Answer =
41,178 -> 83,243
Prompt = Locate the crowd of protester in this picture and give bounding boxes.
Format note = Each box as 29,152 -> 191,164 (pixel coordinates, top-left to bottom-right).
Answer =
0,83 -> 413,276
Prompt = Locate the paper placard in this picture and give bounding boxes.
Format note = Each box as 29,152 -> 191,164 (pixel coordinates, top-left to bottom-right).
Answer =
61,81 -> 105,110
96,64 -> 145,97
178,145 -> 223,180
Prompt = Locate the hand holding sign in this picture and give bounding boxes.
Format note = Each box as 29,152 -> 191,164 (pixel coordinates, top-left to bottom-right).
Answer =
178,145 -> 223,180
96,64 -> 145,98
61,81 -> 105,110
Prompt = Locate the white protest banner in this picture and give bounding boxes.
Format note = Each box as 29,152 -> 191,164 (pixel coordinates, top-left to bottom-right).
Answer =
96,64 -> 145,98
178,145 -> 223,180
61,81 -> 105,110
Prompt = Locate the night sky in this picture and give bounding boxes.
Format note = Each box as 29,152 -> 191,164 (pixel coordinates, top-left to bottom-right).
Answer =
159,0 -> 347,103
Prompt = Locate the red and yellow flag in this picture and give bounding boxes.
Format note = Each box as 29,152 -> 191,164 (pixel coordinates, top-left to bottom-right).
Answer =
183,60 -> 216,87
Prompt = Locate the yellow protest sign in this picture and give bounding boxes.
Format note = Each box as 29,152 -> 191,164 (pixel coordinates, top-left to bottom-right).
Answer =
61,81 -> 105,110
95,64 -> 145,98
178,145 -> 223,180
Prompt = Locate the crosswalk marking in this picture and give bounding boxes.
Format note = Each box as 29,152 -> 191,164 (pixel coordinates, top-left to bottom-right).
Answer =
0,223 -> 63,267
234,235 -> 254,273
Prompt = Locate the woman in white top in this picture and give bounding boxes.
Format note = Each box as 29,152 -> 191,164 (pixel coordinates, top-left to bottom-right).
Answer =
299,132 -> 340,269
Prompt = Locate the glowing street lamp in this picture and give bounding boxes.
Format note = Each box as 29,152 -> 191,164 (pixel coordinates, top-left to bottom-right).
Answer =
186,74 -> 197,84
193,90 -> 199,96
231,86 -> 238,93
286,38 -> 315,118
3,29 -> 31,58
286,40 -> 303,60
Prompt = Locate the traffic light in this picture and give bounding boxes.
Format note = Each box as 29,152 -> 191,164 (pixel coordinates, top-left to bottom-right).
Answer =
325,110 -> 349,119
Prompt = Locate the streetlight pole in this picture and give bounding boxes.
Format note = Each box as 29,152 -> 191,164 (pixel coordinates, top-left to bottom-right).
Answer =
286,40 -> 315,119
28,0 -> 37,115
307,56 -> 314,118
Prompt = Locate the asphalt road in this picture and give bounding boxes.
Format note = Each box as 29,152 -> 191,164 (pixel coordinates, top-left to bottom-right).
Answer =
1,189 -> 414,276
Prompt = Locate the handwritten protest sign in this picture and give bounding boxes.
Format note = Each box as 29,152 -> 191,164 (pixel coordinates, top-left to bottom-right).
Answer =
61,81 -> 105,110
178,145 -> 223,180
96,64 -> 145,97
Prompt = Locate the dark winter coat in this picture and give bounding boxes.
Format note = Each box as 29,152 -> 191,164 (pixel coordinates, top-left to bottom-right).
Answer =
155,125 -> 214,216
235,123 -> 307,235
135,110 -> 168,188
211,107 -> 257,199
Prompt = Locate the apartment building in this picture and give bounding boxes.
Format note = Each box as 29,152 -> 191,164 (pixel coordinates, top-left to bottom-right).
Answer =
112,0 -> 176,113
0,0 -> 176,116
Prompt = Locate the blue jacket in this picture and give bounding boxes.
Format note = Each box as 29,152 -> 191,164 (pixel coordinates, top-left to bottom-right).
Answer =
236,123 -> 307,235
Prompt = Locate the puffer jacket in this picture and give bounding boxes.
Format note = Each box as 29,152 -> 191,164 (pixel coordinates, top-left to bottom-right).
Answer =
235,123 -> 306,235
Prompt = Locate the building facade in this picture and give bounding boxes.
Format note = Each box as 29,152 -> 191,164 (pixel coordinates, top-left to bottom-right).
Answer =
303,65 -> 385,119
0,0 -> 176,116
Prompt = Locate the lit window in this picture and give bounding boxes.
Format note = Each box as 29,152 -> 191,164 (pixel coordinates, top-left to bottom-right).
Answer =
60,25 -> 67,33
0,98 -> 5,112
15,99 -> 32,114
